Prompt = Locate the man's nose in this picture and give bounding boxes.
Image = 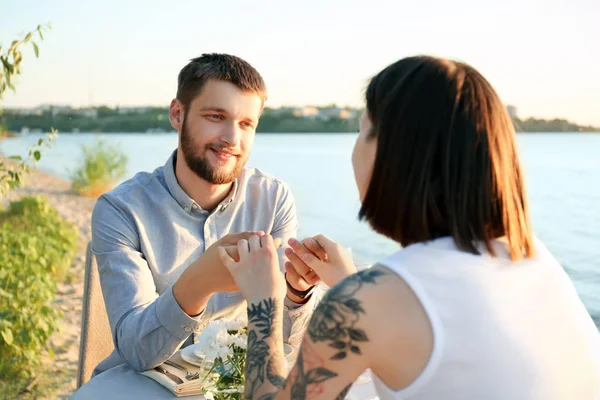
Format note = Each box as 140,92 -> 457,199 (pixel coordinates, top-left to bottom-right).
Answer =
219,123 -> 242,147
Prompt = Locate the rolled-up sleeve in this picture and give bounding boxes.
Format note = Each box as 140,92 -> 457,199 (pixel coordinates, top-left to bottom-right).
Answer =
271,183 -> 316,350
92,195 -> 203,372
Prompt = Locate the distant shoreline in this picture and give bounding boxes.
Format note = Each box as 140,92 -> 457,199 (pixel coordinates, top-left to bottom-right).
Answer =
2,106 -> 598,134
2,130 -> 599,137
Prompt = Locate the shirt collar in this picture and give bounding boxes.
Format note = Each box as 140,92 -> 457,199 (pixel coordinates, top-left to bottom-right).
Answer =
163,150 -> 239,213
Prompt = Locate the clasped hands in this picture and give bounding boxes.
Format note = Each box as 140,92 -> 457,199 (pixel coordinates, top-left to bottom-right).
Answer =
213,232 -> 357,304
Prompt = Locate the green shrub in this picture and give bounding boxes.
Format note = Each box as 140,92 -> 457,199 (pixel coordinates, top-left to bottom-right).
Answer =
71,138 -> 128,197
0,196 -> 78,378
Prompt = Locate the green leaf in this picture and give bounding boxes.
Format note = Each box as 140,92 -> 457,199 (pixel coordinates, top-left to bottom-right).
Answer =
9,155 -> 23,161
34,151 -> 41,161
1,57 -> 12,72
348,328 -> 368,342
8,40 -> 20,54
1,328 -> 14,345
343,298 -> 365,313
14,51 -> 23,65
0,320 -> 13,329
305,367 -> 338,384
38,138 -> 44,146
32,41 -> 39,58
24,33 -> 33,43
329,340 -> 346,350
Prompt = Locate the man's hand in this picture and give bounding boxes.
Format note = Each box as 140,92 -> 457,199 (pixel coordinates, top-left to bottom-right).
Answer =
203,232 -> 268,293
218,235 -> 287,304
283,237 -> 328,303
224,236 -> 320,304
220,237 -> 282,263
173,231 -> 264,316
285,235 -> 356,288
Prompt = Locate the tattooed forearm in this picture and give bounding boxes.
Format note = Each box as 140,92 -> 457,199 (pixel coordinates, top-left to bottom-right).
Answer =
245,269 -> 388,400
307,268 -> 387,361
246,298 -> 287,400
248,298 -> 278,336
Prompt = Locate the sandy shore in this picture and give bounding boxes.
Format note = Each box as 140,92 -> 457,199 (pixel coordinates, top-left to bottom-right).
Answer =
3,167 -> 97,399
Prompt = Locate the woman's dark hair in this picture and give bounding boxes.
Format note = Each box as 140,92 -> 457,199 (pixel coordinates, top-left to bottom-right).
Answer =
359,56 -> 534,260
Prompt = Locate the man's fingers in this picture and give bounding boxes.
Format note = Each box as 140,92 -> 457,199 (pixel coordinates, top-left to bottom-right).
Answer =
284,248 -> 313,278
223,245 -> 240,262
285,262 -> 311,290
222,231 -> 265,245
218,246 -> 236,270
303,270 -> 320,285
302,237 -> 328,262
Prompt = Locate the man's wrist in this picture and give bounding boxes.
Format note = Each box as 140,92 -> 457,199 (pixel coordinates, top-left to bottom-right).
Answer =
286,289 -> 309,304
173,259 -> 215,316
285,277 -> 316,304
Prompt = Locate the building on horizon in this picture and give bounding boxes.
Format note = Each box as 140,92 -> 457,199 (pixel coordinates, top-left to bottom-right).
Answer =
293,106 -> 320,119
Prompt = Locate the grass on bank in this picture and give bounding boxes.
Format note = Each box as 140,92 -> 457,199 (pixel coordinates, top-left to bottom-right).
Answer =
0,196 -> 78,398
71,138 -> 128,197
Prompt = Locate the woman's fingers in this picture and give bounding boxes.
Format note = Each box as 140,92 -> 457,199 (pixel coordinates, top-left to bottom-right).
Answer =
288,238 -> 322,268
302,237 -> 328,262
248,234 -> 261,251
311,234 -> 341,254
237,238 -> 250,259
261,234 -> 276,251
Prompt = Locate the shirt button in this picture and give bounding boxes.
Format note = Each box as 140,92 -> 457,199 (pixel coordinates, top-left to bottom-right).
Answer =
184,326 -> 192,332
184,206 -> 190,212
284,306 -> 289,311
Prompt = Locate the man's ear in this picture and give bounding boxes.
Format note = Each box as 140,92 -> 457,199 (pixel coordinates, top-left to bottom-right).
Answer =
169,98 -> 184,130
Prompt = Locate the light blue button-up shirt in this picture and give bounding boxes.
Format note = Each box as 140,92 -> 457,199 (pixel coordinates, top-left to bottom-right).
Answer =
91,151 -> 314,374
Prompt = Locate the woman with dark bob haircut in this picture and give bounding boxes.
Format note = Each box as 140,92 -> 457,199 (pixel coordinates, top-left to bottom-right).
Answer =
219,56 -> 600,399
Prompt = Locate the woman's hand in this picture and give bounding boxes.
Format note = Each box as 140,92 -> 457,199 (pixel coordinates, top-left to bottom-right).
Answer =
286,234 -> 357,287
218,234 -> 286,303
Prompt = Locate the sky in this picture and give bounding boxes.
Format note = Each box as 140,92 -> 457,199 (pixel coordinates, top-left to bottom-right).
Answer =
1,0 -> 599,125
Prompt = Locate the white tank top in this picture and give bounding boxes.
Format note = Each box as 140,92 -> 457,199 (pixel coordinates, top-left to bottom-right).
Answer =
373,237 -> 600,400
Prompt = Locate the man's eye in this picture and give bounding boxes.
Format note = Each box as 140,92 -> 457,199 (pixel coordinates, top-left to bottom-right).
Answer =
209,114 -> 222,120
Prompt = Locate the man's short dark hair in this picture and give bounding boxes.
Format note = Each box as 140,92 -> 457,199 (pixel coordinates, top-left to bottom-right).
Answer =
176,53 -> 267,109
359,56 -> 534,261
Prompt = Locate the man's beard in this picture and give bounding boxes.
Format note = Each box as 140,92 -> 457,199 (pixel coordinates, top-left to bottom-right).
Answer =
180,116 -> 247,184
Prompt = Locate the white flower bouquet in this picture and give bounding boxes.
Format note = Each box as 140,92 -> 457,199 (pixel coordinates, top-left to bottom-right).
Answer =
193,317 -> 248,400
